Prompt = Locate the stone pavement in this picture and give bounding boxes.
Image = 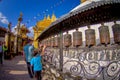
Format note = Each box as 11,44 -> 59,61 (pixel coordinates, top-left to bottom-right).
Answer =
0,56 -> 35,80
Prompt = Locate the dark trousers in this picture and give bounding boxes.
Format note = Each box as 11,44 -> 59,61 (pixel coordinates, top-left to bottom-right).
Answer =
27,62 -> 34,78
34,71 -> 42,80
0,53 -> 3,64
4,51 -> 7,59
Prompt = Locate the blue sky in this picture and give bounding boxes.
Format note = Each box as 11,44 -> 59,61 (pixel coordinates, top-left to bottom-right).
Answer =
0,0 -> 80,36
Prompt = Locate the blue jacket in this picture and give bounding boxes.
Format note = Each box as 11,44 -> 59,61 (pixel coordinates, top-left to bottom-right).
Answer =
23,44 -> 34,62
30,54 -> 42,71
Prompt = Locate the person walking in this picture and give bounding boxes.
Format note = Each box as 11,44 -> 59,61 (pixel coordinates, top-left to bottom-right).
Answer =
23,40 -> 34,78
0,41 -> 3,64
30,45 -> 46,80
2,43 -> 8,59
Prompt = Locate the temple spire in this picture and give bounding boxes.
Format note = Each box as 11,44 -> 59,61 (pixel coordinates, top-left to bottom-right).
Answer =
47,15 -> 51,20
51,13 -> 56,22
81,0 -> 87,3
43,15 -> 47,20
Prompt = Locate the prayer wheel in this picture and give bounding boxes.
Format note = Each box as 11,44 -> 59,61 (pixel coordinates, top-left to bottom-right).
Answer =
41,40 -> 44,46
45,39 -> 48,46
73,29 -> 82,47
54,36 -> 60,47
51,37 -> 54,47
64,32 -> 72,47
46,39 -> 48,46
43,40 -> 46,45
112,21 -> 120,44
48,38 -> 51,47
85,26 -> 96,46
99,23 -> 110,44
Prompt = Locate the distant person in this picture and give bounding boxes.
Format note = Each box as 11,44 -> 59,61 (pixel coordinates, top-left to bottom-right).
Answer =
0,41 -> 3,64
2,43 -> 8,59
30,45 -> 46,80
23,40 -> 34,78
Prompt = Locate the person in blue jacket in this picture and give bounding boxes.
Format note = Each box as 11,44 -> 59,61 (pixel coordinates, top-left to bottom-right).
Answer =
23,40 -> 34,78
30,45 -> 46,80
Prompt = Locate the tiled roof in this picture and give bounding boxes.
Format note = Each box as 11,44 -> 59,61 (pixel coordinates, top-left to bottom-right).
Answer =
38,0 -> 120,41
0,26 -> 7,32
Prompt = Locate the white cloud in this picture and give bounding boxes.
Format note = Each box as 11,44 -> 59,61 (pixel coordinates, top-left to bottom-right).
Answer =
0,12 -> 9,24
27,26 -> 34,37
1,18 -> 9,24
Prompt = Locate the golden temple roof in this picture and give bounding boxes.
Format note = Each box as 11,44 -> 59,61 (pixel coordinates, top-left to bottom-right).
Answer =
51,13 -> 56,22
20,25 -> 30,33
81,0 -> 86,3
33,14 -> 56,32
47,15 -> 51,20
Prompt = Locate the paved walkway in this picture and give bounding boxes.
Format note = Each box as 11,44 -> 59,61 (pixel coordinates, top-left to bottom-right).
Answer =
0,56 -> 35,80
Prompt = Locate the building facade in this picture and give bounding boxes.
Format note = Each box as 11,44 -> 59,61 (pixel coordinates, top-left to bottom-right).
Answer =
0,26 -> 7,42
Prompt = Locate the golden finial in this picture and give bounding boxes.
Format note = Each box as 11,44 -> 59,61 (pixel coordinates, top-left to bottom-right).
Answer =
81,0 -> 86,3
8,22 -> 12,32
20,12 -> 23,17
47,15 -> 50,20
51,13 -> 56,22
43,14 -> 47,20
18,12 -> 23,22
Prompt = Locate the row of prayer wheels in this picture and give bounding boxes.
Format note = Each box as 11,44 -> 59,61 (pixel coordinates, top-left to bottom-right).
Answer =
42,21 -> 120,47
42,37 -> 60,47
